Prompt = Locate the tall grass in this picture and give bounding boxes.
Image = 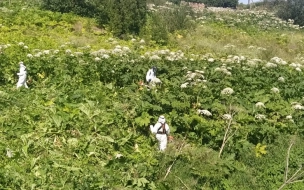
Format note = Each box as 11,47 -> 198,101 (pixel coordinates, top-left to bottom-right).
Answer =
170,21 -> 304,62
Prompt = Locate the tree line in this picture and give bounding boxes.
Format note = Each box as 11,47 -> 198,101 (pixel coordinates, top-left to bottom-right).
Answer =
40,0 -> 304,39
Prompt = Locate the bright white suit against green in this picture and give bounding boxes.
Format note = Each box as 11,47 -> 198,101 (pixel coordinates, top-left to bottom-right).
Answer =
150,115 -> 170,151
17,62 -> 28,88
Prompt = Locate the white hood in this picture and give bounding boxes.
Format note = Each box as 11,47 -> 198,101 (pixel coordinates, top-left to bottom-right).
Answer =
158,115 -> 166,124
19,62 -> 26,72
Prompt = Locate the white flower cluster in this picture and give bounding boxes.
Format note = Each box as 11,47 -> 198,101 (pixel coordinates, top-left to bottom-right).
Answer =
202,8 -> 304,31
111,45 -> 131,56
221,87 -> 234,96
292,103 -> 304,110
180,82 -> 189,88
91,48 -> 109,58
248,45 -> 266,51
289,62 -> 302,72
222,114 -> 232,120
145,49 -> 185,61
208,58 -> 215,62
285,115 -> 294,123
65,49 -> 72,54
278,76 -> 285,82
34,52 -> 42,57
224,55 -> 246,64
265,62 -> 277,68
149,54 -> 161,60
200,53 -> 214,61
270,57 -> 287,65
181,70 -> 206,88
255,102 -> 265,108
186,71 -> 204,80
255,114 -> 266,120
286,115 -> 292,120
245,58 -> 262,67
0,44 -> 10,50
115,153 -> 123,159
214,64 -> 232,75
295,67 -> 302,72
271,87 -> 279,93
74,52 -> 83,57
6,148 -> 14,158
197,109 -> 212,116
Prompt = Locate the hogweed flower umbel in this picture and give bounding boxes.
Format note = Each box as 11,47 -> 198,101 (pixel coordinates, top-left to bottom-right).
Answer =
286,115 -> 292,119
198,109 -> 212,116
278,77 -> 285,82
292,104 -> 304,110
271,87 -> 279,93
180,82 -> 189,88
221,87 -> 234,96
255,102 -> 265,108
255,114 -> 266,120
222,114 -> 232,120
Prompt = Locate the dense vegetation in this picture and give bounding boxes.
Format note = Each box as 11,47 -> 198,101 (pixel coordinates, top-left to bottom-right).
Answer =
1,0 -> 304,189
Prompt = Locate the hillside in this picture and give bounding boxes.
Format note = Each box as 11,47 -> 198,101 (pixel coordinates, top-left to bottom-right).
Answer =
1,2 -> 304,190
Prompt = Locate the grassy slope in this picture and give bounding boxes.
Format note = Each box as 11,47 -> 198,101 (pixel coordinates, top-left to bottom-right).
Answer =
1,3 -> 303,62
170,12 -> 304,62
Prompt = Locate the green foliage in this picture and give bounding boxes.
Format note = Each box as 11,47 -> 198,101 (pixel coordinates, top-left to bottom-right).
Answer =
107,0 -> 147,37
141,5 -> 196,45
185,0 -> 238,8
169,0 -> 181,5
277,0 -> 304,26
41,0 -> 107,20
1,2 -> 304,189
141,13 -> 169,45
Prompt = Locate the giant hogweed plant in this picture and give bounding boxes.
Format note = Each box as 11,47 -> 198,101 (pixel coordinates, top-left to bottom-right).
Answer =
2,44 -> 304,188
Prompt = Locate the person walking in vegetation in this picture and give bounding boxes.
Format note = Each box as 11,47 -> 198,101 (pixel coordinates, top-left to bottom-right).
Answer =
146,66 -> 157,84
146,66 -> 162,87
150,115 -> 171,151
16,62 -> 28,88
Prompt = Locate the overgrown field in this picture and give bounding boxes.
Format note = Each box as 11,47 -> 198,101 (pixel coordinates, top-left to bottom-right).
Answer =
1,3 -> 304,190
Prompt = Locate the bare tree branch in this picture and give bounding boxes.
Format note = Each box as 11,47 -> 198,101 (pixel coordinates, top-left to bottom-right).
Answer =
278,138 -> 303,190
289,179 -> 304,184
218,104 -> 238,158
175,175 -> 190,190
284,142 -> 294,182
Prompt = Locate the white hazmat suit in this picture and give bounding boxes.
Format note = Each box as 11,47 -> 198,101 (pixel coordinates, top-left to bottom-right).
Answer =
146,67 -> 156,83
17,62 -> 28,88
150,115 -> 170,151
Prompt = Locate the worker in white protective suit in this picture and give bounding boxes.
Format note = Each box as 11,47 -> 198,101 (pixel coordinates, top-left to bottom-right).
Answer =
146,66 -> 157,83
150,115 -> 170,151
17,62 -> 28,88
146,66 -> 162,86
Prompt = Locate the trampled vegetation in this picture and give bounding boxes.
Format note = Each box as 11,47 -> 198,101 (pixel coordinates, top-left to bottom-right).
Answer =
1,1 -> 304,189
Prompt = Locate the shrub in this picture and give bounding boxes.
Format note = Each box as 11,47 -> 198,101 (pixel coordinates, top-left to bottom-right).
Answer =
107,0 -> 147,37
185,0 -> 238,8
277,0 -> 304,26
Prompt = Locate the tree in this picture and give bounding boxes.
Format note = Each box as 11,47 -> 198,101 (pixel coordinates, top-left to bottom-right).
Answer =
277,0 -> 304,26
169,0 -> 181,5
107,0 -> 147,38
40,0 -> 108,23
